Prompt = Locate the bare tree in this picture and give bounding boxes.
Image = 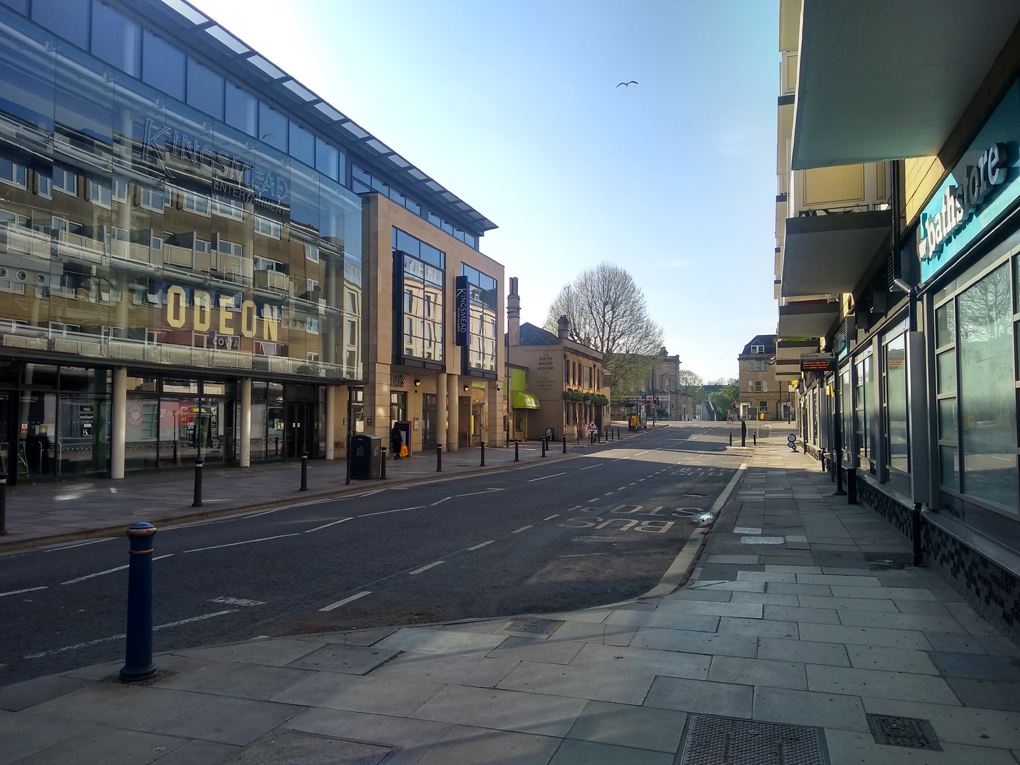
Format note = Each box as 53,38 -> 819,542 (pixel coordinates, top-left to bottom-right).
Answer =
544,262 -> 664,397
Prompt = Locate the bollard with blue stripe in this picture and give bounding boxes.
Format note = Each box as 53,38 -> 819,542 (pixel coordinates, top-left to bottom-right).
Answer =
120,522 -> 158,682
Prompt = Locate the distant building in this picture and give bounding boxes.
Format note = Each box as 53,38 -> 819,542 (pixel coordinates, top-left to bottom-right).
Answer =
737,334 -> 786,420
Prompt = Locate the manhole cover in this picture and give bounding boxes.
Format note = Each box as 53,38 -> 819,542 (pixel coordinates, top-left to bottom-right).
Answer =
679,715 -> 828,765
867,714 -> 941,751
502,618 -> 562,635
572,535 -> 618,543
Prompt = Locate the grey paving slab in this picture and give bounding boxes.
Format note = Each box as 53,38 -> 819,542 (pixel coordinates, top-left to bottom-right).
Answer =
652,599 -> 764,619
630,626 -> 759,659
602,609 -> 720,633
370,650 -> 520,688
374,627 -> 507,655
285,707 -> 452,765
0,673 -> 92,712
797,595 -> 898,612
544,609 -> 611,625
845,645 -> 939,675
717,616 -> 798,639
836,610 -> 969,633
818,567 -> 878,576
643,676 -> 753,719
271,672 -> 444,717
177,637 -> 324,667
734,571 -> 797,583
762,605 -> 840,624
686,579 -> 765,593
546,621 -> 637,646
806,664 -> 960,705
146,654 -> 235,692
797,622 -> 933,650
163,662 -> 316,700
487,636 -> 585,665
146,740 -> 240,765
943,602 -> 1001,635
929,652 -> 1020,682
661,588 -> 733,602
410,685 -> 587,737
565,700 -> 685,753
764,565 -> 823,574
219,728 -> 391,765
708,655 -> 807,690
828,585 -> 938,600
24,682 -> 211,732
708,554 -> 760,564
0,709 -> 93,765
890,599 -> 955,616
286,644 -> 400,675
730,591 -> 801,606
416,725 -> 561,765
549,738 -> 673,765
752,686 -> 869,732
497,661 -> 654,705
569,643 -> 710,681
154,695 -> 302,746
794,574 -> 882,587
767,583 -> 834,596
922,631 -> 1001,655
946,677 -> 1020,712
756,637 -> 850,667
824,728 -> 1018,765
863,697 -> 1020,749
15,726 -> 189,765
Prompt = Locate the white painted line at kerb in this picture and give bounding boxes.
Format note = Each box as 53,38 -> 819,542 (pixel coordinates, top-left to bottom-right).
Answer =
320,591 -> 371,612
61,554 -> 174,585
0,586 -> 47,598
43,538 -> 115,553
528,472 -> 566,482
305,517 -> 352,533
512,525 -> 533,534
184,534 -> 299,554
467,541 -> 494,551
408,561 -> 445,575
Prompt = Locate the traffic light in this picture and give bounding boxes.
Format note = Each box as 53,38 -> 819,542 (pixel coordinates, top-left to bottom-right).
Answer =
653,396 -> 658,403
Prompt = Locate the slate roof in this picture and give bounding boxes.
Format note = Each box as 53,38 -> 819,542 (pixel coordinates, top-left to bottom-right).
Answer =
740,334 -> 777,356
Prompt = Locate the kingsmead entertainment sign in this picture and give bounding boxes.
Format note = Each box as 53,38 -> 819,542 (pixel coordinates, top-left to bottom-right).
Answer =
919,79 -> 1020,283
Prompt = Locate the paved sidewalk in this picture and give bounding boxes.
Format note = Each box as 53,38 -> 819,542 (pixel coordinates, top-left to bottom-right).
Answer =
3,440 -> 1018,764
0,423 -> 645,553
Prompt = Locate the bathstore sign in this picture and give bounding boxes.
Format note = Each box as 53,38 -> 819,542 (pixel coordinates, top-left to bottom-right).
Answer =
919,78 -> 1020,283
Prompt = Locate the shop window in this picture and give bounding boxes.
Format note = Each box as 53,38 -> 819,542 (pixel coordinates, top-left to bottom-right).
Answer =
141,28 -> 185,101
884,331 -> 909,474
187,57 -> 224,120
854,354 -> 873,466
935,300 -> 959,491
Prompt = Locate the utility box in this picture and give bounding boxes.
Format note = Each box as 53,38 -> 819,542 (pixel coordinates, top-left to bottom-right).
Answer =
350,434 -> 382,479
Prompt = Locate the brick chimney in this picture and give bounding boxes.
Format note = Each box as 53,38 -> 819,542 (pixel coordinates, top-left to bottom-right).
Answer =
557,314 -> 569,340
507,277 -> 520,347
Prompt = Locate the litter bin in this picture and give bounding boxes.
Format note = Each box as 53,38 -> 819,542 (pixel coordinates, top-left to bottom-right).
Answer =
350,434 -> 382,479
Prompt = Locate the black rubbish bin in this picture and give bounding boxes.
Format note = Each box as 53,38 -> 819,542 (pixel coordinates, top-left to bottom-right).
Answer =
350,434 -> 382,479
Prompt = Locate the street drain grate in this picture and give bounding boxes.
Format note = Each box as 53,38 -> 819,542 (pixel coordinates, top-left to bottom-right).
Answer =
679,715 -> 828,765
572,535 -> 618,543
867,714 -> 941,751
502,618 -> 562,635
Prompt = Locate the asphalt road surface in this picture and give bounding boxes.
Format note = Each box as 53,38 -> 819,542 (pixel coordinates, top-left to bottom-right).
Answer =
0,422 -> 751,687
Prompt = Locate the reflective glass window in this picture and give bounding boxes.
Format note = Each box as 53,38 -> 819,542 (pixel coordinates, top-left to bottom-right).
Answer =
32,0 -> 89,49
225,81 -> 256,136
186,57 -> 224,120
90,0 -> 140,78
315,137 -> 338,181
885,332 -> 908,472
0,0 -> 29,14
289,121 -> 314,167
0,10 -> 56,132
258,101 -> 287,152
142,29 -> 185,101
55,37 -> 113,146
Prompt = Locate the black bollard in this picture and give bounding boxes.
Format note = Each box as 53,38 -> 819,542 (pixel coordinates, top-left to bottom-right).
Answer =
300,451 -> 308,491
741,420 -> 747,447
120,522 -> 158,682
192,459 -> 204,507
345,434 -> 351,485
380,448 -> 387,479
562,435 -> 567,454
753,431 -> 757,446
541,438 -> 546,457
480,441 -> 485,467
514,440 -> 520,462
847,467 -> 857,504
0,472 -> 6,535
436,445 -> 442,472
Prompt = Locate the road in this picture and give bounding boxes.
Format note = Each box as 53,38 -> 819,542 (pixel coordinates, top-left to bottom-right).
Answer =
0,422 -> 751,687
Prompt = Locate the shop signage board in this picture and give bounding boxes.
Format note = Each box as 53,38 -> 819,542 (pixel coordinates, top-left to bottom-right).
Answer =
919,78 -> 1020,283
800,353 -> 837,372
454,275 -> 469,347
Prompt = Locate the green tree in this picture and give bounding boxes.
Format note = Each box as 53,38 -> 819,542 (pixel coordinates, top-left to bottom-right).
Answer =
676,369 -> 704,404
709,383 -> 740,418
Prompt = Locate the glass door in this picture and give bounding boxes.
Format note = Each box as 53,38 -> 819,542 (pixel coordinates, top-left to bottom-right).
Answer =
422,393 -> 437,450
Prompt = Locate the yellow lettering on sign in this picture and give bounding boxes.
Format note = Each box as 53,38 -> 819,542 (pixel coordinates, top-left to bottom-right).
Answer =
167,285 -> 186,328
194,291 -> 211,331
241,300 -> 257,338
218,298 -> 234,335
262,305 -> 278,342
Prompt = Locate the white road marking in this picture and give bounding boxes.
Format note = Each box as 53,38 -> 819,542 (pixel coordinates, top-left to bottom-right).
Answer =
183,535 -> 299,554
304,518 -> 352,533
357,505 -> 426,518
467,541 -> 494,550
210,596 -> 264,607
24,610 -> 236,659
454,489 -> 505,498
244,508 -> 283,519
320,591 -> 371,612
543,514 -> 560,521
43,538 -> 114,553
358,490 -> 384,498
0,586 -> 47,598
512,525 -> 533,533
528,472 -> 566,482
430,497 -> 452,506
60,554 -> 174,585
409,561 -> 445,575
578,465 -> 599,470
589,498 -> 600,502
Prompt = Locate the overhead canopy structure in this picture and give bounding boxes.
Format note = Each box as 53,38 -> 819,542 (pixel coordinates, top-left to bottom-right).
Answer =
792,0 -> 1020,170
511,391 -> 540,410
777,301 -> 840,339
781,211 -> 892,297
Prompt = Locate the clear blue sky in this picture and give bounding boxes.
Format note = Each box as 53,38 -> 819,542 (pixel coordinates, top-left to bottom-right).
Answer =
190,0 -> 779,382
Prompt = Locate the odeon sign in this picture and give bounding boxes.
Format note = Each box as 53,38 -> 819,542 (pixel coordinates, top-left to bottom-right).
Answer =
163,285 -> 283,343
917,142 -> 1008,262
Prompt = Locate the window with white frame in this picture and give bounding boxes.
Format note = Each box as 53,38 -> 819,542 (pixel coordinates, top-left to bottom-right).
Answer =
759,400 -> 768,412
751,344 -> 765,354
253,214 -> 280,237
304,243 -> 319,261
217,239 -> 242,258
89,179 -> 112,207
52,166 -> 77,196
306,279 -> 319,295
306,317 -> 319,334
36,172 -> 51,199
0,156 -> 27,188
212,193 -> 244,220
139,186 -> 164,210
181,188 -> 210,215
113,178 -> 128,202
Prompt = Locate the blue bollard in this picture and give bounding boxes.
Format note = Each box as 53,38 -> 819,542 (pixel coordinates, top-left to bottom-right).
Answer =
120,522 -> 158,682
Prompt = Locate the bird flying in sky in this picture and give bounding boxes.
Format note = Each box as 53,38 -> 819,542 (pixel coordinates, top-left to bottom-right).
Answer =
616,81 -> 638,87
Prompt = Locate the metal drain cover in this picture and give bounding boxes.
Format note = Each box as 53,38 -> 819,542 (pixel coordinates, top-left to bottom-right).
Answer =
867,714 -> 941,750
502,618 -> 562,635
679,715 -> 828,765
572,535 -> 618,543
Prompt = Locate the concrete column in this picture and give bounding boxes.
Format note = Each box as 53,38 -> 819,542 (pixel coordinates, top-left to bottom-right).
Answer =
239,377 -> 251,468
325,385 -> 335,460
111,367 -> 126,479
446,373 -> 459,452
436,372 -> 447,451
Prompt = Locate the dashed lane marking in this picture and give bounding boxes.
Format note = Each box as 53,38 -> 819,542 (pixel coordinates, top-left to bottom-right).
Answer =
43,539 -> 114,553
430,497 -> 452,506
304,517 -> 352,533
579,465 -> 599,470
543,514 -> 560,521
512,525 -> 533,533
183,535 -> 299,554
357,505 -> 426,519
467,541 -> 494,550
61,554 -> 174,584
528,472 -> 566,482
455,489 -> 505,498
0,586 -> 47,598
409,561 -> 445,575
320,591 -> 371,612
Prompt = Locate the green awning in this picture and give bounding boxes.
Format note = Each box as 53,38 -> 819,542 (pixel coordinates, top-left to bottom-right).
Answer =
511,391 -> 541,410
